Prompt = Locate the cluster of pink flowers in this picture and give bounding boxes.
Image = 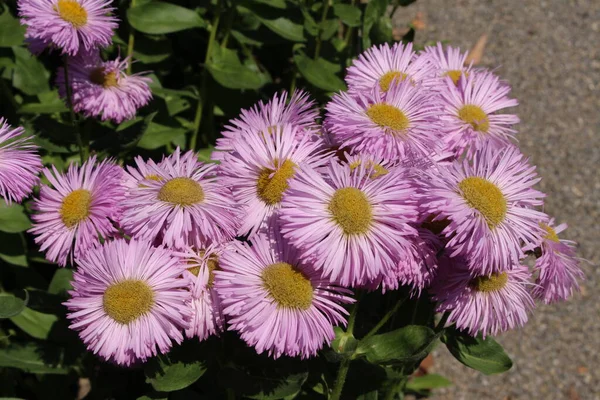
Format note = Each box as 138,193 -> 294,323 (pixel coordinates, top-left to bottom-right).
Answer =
18,0 -> 152,123
1,41 -> 584,366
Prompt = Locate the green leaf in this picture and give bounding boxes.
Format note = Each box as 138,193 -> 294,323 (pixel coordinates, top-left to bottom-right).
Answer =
0,201 -> 31,233
0,292 -> 27,319
259,16 -> 305,42
405,374 -> 452,391
19,91 -> 68,114
0,232 -> 27,266
246,372 -> 308,399
442,328 -> 513,375
0,343 -> 69,374
0,9 -> 26,47
197,146 -> 215,163
48,269 -> 73,296
137,121 -> 187,150
371,15 -> 393,45
127,2 -> 206,34
11,46 -> 50,96
356,325 -> 437,365
293,49 -> 346,92
145,353 -> 207,392
10,307 -> 58,340
331,326 -> 358,355
362,0 -> 388,49
249,0 -> 286,8
133,36 -> 172,64
333,4 -> 362,27
207,47 -> 269,90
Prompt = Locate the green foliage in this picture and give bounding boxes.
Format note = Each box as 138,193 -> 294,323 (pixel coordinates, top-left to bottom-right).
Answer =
442,327 -> 514,375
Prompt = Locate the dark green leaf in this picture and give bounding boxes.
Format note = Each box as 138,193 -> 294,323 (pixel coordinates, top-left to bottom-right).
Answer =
362,0 -> 388,49
246,372 -> 308,399
145,353 -> 207,392
293,49 -> 346,92
10,307 -> 58,339
133,36 -> 172,64
0,9 -> 26,47
259,17 -> 305,42
197,146 -> 215,163
405,374 -> 452,391
207,47 -> 269,90
0,232 -> 27,266
11,46 -> 50,96
355,325 -> 437,365
0,293 -> 27,319
331,326 -> 358,355
333,4 -> 362,27
442,328 -> 513,375
19,91 -> 68,114
137,121 -> 187,150
371,16 -> 393,44
48,269 -> 73,296
249,0 -> 286,8
0,201 -> 31,233
0,343 -> 69,374
127,2 -> 206,34
320,19 -> 339,41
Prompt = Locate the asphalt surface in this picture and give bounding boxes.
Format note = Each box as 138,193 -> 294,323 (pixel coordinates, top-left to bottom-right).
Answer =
394,1 -> 600,399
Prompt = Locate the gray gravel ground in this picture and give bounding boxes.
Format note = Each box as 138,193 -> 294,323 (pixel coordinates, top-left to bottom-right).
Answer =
395,1 -> 599,399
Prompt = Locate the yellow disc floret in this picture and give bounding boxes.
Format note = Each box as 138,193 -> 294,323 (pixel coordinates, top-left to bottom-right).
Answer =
366,103 -> 410,134
89,67 -> 119,88
379,71 -> 408,92
444,70 -> 465,85
103,280 -> 154,324
256,159 -> 296,205
458,177 -> 507,229
541,223 -> 559,243
328,187 -> 373,235
261,262 -> 313,310
60,189 -> 92,228
157,177 -> 204,206
470,272 -> 509,293
56,0 -> 88,28
458,104 -> 489,133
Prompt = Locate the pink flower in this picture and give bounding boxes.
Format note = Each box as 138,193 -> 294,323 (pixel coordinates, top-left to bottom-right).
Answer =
29,156 -> 124,266
0,119 -> 42,203
423,42 -> 473,84
64,239 -> 191,365
214,230 -> 353,359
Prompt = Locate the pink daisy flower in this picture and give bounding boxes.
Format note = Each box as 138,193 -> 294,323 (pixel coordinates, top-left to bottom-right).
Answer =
57,50 -> 152,124
0,119 -> 42,203
423,42 -> 472,84
418,145 -> 547,275
64,239 -> 191,366
214,231 -> 353,359
218,124 -> 328,237
214,90 -> 319,161
431,257 -> 534,338
531,220 -> 584,304
177,243 -> 227,341
122,148 -> 239,250
123,155 -> 164,189
18,0 -> 117,56
280,160 -> 419,287
325,79 -> 442,160
345,42 -> 436,93
29,156 -> 124,266
439,70 -> 519,156
344,150 -> 395,180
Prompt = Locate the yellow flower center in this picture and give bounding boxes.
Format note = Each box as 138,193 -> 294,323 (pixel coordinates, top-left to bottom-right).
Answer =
541,223 -> 559,243
379,71 -> 408,92
458,105 -> 489,133
261,262 -> 313,310
328,187 -> 373,235
349,160 -> 389,179
89,67 -> 119,88
458,177 -> 507,229
103,280 -> 154,324
157,177 -> 204,206
256,159 -> 297,205
443,70 -> 464,85
366,103 -> 410,134
56,0 -> 88,28
187,252 -> 220,288
60,189 -> 92,228
470,272 -> 509,293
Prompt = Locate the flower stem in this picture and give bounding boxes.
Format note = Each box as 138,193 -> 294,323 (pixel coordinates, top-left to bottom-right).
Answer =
313,0 -> 331,59
190,0 -> 222,151
63,57 -> 86,162
330,293 -> 361,400
362,294 -> 408,341
126,0 -> 136,74
435,311 -> 450,332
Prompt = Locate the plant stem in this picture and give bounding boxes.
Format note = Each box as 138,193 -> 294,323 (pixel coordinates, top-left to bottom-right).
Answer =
384,377 -> 407,400
435,311 -> 450,332
63,58 -> 85,162
313,0 -> 331,59
362,294 -> 408,341
190,0 -> 222,150
330,293 -> 361,400
126,0 -> 136,74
